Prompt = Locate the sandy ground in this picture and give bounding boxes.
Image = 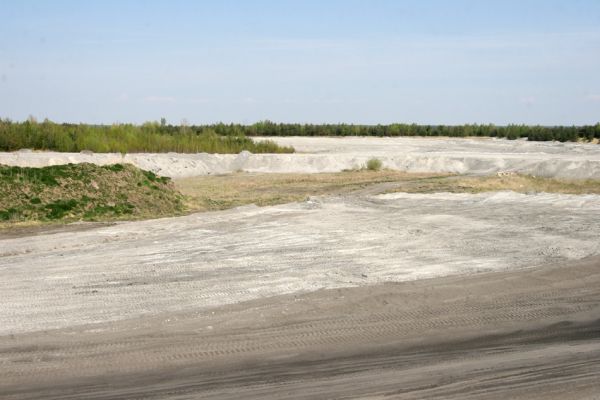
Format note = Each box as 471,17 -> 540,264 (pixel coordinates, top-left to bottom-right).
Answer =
1,136 -> 600,179
2,138 -> 600,398
1,191 -> 599,398
1,190 -> 600,398
2,190 -> 600,335
258,135 -> 600,155
1,255 -> 599,399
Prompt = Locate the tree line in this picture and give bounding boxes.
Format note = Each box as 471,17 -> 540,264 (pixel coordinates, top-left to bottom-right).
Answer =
240,121 -> 600,142
0,119 -> 293,153
1,118 -> 599,154
128,120 -> 600,142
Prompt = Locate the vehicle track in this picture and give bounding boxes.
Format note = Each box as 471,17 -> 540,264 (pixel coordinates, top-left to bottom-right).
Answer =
2,190 -> 600,337
1,256 -> 599,399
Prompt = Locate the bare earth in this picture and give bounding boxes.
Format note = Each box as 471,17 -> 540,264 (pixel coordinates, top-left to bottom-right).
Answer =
2,138 -> 600,398
2,136 -> 600,179
1,183 -> 600,398
1,256 -> 599,399
2,190 -> 600,335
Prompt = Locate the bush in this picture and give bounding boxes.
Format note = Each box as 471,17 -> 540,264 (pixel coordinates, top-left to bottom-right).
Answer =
103,163 -> 125,172
0,119 -> 295,154
366,158 -> 383,171
45,199 -> 79,219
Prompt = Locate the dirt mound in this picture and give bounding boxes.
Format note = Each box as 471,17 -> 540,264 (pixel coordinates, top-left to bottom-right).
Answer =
0,163 -> 183,224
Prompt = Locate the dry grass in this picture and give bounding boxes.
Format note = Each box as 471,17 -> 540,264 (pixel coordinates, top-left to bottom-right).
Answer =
176,171 -> 600,213
385,174 -> 600,195
5,167 -> 597,233
175,170 -> 442,211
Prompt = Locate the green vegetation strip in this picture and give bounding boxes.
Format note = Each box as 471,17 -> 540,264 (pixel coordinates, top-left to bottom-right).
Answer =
245,121 -> 600,142
2,119 -> 600,154
0,163 -> 184,224
0,119 -> 294,154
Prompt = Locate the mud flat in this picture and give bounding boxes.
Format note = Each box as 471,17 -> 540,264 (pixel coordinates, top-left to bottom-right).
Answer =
1,136 -> 600,179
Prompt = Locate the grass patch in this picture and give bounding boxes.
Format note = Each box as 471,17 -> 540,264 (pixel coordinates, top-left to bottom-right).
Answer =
0,163 -> 184,226
103,163 -> 125,172
45,199 -> 79,219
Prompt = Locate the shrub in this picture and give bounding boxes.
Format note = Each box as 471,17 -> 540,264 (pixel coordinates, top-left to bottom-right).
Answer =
366,158 -> 383,171
103,163 -> 125,172
45,199 -> 79,219
0,209 -> 13,221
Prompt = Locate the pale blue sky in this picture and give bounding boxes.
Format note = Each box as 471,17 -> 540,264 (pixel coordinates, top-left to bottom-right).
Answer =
1,0 -> 599,125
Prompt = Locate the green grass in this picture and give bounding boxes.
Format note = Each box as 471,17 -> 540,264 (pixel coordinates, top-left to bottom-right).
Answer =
0,163 -> 185,225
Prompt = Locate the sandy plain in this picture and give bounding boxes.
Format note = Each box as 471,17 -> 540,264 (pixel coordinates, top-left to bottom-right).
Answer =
1,137 -> 600,398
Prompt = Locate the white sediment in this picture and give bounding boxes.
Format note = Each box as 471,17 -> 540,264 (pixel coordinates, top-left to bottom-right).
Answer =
1,136 -> 599,179
2,190 -> 600,334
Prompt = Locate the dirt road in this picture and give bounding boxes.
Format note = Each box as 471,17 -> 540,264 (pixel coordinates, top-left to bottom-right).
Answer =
1,256 -> 599,399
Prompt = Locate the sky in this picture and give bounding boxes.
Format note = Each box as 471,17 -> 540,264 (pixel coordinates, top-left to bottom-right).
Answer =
1,0 -> 599,125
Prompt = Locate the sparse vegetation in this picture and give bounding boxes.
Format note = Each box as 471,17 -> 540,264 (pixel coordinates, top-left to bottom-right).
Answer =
0,119 -> 294,154
175,171 -> 441,211
385,174 -> 600,195
169,171 -> 600,215
0,163 -> 184,225
3,161 -> 599,229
